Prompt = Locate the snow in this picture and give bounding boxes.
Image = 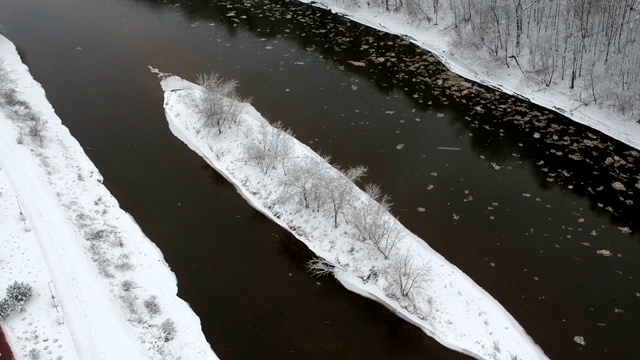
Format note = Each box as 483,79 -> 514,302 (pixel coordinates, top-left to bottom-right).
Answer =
296,0 -> 640,151
159,73 -> 548,360
1,35 -> 217,359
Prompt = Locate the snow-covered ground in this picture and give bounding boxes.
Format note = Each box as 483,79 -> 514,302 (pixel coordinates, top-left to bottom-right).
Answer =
0,35 -> 217,360
297,0 -> 640,151
159,72 -> 549,360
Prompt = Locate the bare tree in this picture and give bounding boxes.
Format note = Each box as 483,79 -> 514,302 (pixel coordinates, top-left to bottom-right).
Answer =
279,154 -> 330,210
195,72 -> 245,135
349,193 -> 402,259
271,122 -> 295,175
243,121 -> 295,175
322,165 -> 368,228
243,121 -> 277,175
388,250 -> 431,298
307,257 -> 336,277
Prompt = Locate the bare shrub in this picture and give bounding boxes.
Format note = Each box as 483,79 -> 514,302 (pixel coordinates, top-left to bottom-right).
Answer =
279,154 -> 330,211
243,121 -> 295,175
322,165 -> 367,228
349,194 -> 402,259
307,257 -> 335,277
0,60 -> 15,96
388,250 -> 431,298
115,253 -> 135,272
120,279 -> 138,292
144,295 -> 162,316
243,121 -> 277,175
160,318 -> 177,342
119,291 -> 140,316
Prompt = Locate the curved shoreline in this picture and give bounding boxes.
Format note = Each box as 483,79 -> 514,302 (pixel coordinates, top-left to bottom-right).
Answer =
298,0 -> 640,151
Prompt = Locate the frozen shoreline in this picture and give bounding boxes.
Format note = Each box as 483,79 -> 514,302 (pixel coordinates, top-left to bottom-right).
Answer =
160,73 -> 548,360
0,35 -> 217,359
297,0 -> 640,151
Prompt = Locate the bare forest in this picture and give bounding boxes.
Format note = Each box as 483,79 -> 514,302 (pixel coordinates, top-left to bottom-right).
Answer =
348,0 -> 640,120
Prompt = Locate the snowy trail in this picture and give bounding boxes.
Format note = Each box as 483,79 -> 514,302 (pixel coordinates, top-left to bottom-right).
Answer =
0,119 -> 143,359
2,34 -> 217,360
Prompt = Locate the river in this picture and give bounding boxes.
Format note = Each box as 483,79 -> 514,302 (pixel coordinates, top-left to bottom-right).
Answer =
0,0 -> 638,359
0,327 -> 14,360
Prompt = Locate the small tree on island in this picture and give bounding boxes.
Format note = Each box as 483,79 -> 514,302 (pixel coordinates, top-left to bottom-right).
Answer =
388,250 -> 431,298
322,165 -> 368,228
349,188 -> 402,259
195,72 -> 245,135
243,121 -> 295,175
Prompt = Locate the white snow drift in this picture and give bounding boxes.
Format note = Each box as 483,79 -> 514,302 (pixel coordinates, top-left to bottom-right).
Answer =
0,35 -> 217,360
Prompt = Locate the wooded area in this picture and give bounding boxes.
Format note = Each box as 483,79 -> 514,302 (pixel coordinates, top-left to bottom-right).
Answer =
351,0 -> 640,120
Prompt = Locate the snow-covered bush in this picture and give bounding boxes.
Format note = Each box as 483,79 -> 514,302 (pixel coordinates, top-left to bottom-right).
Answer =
160,318 -> 177,342
119,291 -> 140,317
349,194 -> 402,259
6,281 -> 33,307
194,72 -> 247,135
387,250 -> 431,298
0,298 -> 13,320
120,279 -> 138,292
27,347 -> 40,360
144,295 -> 162,316
243,121 -> 295,175
0,281 -> 33,320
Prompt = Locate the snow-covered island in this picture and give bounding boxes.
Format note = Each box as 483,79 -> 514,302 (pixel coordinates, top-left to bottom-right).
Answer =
0,35 -> 217,359
298,0 -> 640,151
157,69 -> 548,360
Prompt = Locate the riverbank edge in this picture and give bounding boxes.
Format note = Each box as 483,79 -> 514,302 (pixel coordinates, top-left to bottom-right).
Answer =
160,73 -> 548,360
0,35 -> 218,359
297,0 -> 640,151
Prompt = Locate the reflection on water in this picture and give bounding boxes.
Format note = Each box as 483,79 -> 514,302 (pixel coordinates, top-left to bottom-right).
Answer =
1,0 -> 639,359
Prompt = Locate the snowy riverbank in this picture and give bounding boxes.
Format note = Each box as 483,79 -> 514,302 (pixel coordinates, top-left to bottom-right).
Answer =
0,35 -> 217,359
159,72 -> 548,360
298,0 -> 640,151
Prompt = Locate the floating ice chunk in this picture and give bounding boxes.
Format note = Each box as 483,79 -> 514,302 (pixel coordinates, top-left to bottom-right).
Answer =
612,182 -> 626,191
596,249 -> 613,257
618,227 -> 631,234
573,336 -> 586,345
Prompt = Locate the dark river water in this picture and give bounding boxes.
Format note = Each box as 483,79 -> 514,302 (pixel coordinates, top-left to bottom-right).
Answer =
0,327 -> 13,360
1,0 -> 639,359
